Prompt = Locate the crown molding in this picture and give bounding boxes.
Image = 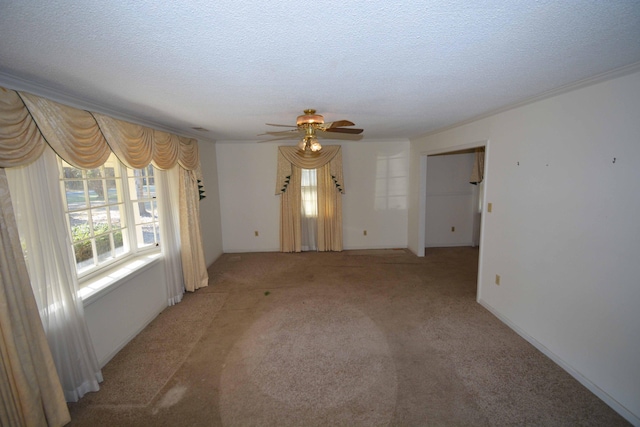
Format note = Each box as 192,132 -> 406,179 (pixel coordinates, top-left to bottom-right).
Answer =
0,71 -> 203,140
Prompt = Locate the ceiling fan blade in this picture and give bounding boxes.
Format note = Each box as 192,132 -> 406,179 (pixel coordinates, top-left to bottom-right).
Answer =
323,127 -> 363,134
266,123 -> 297,128
325,120 -> 355,129
257,135 -> 301,142
258,130 -> 300,136
256,137 -> 298,144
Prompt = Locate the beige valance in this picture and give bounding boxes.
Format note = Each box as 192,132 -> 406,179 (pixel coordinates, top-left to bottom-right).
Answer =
92,112 -> 155,169
0,86 -> 200,171
178,136 -> 200,171
276,145 -> 344,195
0,87 -> 46,168
20,92 -> 112,169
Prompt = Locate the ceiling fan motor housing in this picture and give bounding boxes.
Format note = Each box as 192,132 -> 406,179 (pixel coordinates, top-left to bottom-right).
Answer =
296,109 -> 324,126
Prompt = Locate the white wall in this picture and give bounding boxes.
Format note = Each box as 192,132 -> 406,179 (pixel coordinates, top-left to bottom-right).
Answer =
83,260 -> 167,366
198,140 -> 224,266
216,139 -> 410,252
409,70 -> 640,424
425,153 -> 477,247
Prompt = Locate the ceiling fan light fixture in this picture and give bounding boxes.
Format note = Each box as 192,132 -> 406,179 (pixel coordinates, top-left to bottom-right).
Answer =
310,139 -> 322,152
299,135 -> 322,152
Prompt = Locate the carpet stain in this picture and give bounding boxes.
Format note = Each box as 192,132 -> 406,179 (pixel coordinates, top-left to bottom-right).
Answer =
152,384 -> 188,414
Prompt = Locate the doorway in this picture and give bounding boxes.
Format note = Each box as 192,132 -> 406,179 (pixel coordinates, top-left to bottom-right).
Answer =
417,141 -> 488,299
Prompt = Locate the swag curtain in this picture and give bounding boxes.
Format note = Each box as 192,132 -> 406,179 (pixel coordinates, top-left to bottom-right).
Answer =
0,85 -> 208,291
0,85 -> 208,424
276,146 -> 344,252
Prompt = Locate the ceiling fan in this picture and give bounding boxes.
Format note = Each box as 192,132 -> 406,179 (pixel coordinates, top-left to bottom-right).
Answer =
259,109 -> 363,152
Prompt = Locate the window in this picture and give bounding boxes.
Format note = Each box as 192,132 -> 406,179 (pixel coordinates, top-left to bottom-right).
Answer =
128,165 -> 160,249
59,153 -> 159,277
300,169 -> 317,251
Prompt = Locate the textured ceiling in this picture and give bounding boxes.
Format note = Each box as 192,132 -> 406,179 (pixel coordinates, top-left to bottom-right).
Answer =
1,1 -> 639,142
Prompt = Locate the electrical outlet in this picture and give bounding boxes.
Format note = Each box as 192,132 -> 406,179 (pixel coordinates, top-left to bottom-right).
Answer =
495,274 -> 501,286
254,231 -> 259,237
487,202 -> 493,213
363,230 -> 367,236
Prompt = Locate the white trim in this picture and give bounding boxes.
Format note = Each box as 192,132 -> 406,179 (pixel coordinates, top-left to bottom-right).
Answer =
416,155 -> 427,256
475,141 -> 490,304
478,298 -> 640,426
425,242 -> 475,248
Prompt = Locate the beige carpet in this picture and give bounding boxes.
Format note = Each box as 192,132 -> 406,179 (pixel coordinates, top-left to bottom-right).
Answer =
78,292 -> 227,407
67,247 -> 630,426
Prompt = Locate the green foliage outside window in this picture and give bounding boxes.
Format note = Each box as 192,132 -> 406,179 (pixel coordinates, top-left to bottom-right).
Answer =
72,223 -> 123,263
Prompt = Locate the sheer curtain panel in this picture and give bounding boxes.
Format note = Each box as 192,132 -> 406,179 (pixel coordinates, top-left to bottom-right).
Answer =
300,169 -> 318,251
6,147 -> 103,402
0,169 -> 71,426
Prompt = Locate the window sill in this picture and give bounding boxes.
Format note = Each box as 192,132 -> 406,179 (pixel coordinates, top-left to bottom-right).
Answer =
78,252 -> 162,307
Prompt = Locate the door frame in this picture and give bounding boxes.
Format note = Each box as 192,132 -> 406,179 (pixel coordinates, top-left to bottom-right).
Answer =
417,140 -> 489,301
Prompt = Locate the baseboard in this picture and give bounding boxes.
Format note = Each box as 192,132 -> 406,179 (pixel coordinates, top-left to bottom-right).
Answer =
478,298 -> 639,426
425,242 -> 474,248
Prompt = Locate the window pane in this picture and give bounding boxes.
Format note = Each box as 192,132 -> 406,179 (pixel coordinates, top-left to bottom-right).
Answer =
88,180 -> 106,206
65,181 -> 86,210
69,214 -> 90,242
109,205 -> 123,229
136,224 -> 156,247
87,167 -> 103,178
96,234 -> 113,262
74,241 -> 94,273
154,223 -> 161,245
134,201 -> 153,224
129,173 -> 146,200
114,230 -> 126,256
92,207 -> 109,234
147,176 -> 156,198
106,179 -> 119,203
